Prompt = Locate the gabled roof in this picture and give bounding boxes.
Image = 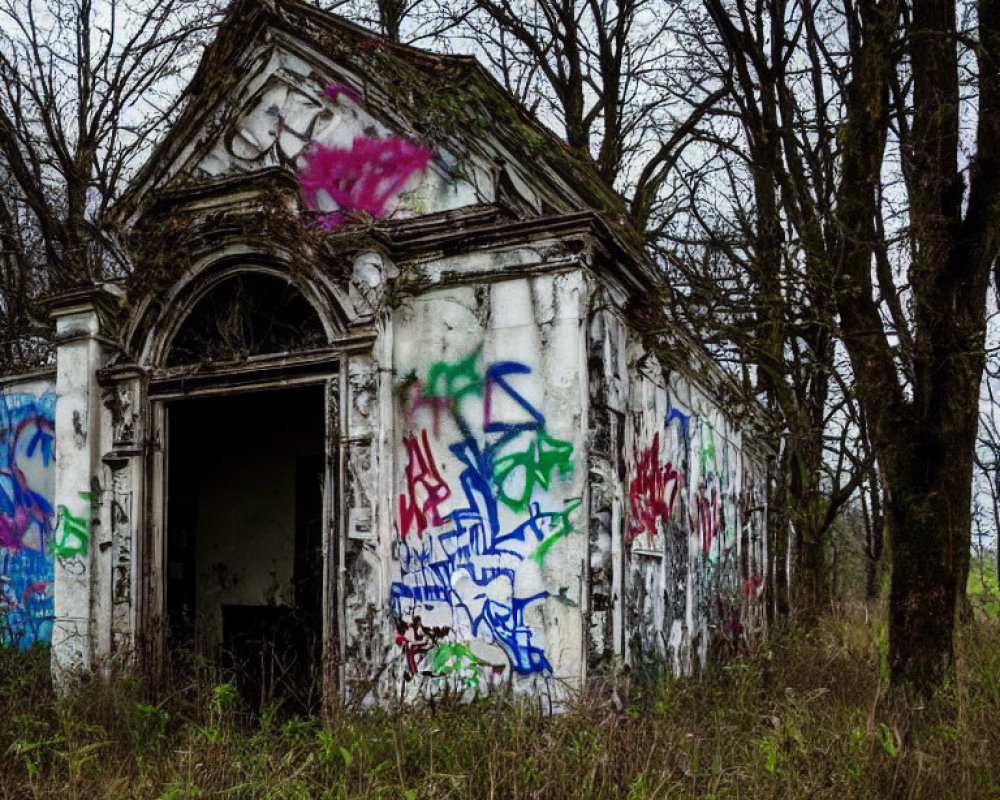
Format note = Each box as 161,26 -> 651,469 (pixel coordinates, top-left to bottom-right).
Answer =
115,0 -> 632,236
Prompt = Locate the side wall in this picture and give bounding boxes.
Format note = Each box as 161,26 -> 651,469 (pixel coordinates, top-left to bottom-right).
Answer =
344,270 -> 589,699
0,375 -> 57,649
587,302 -> 768,678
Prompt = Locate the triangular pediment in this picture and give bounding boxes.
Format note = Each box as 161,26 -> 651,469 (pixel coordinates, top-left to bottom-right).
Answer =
117,0 -> 630,239
194,68 -> 338,178
138,39 -> 480,226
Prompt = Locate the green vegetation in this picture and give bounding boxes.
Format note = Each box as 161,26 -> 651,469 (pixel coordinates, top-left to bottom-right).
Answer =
3,605 -> 1000,799
968,551 -> 1000,617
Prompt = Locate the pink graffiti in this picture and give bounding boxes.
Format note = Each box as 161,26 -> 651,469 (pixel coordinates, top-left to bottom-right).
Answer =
405,380 -> 451,438
627,432 -> 683,542
323,83 -> 363,107
299,135 -> 433,229
398,430 -> 451,540
696,483 -> 721,556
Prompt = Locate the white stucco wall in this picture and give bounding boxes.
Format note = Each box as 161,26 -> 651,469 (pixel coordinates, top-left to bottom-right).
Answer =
49,301 -> 107,680
357,269 -> 589,697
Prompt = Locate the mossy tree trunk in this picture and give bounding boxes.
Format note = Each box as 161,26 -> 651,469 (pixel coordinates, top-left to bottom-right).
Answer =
883,434 -> 976,685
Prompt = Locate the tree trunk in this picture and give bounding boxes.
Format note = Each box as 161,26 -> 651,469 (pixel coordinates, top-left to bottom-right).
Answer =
865,539 -> 884,601
862,475 -> 884,600
788,417 -> 831,616
797,514 -> 829,615
885,467 -> 963,687
883,377 -> 979,688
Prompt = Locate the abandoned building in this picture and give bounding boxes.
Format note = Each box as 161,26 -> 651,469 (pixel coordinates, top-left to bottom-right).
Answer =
0,0 -> 772,704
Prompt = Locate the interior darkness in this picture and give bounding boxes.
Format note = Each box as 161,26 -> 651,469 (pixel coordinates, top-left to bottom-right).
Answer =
166,384 -> 326,712
166,273 -> 327,366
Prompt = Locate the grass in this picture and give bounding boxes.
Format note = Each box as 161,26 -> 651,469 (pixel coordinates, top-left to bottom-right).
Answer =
2,605 -> 1000,799
967,552 -> 1000,616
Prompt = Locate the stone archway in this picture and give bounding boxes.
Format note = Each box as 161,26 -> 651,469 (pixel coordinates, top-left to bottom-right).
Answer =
139,268 -> 345,711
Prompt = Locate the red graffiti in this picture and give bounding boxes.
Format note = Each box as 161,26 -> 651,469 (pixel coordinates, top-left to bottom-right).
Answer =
22,581 -> 48,601
744,575 -> 764,598
695,484 -> 721,556
299,135 -> 433,229
398,430 -> 451,539
627,432 -> 683,542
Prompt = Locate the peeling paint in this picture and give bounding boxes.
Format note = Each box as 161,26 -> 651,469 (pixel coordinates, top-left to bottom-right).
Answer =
587,302 -> 768,677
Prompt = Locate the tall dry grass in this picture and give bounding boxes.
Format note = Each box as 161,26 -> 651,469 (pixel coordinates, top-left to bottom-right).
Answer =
2,603 -> 999,799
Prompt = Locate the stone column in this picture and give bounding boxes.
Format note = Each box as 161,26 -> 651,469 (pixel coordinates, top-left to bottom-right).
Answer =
98,368 -> 144,661
49,289 -> 115,685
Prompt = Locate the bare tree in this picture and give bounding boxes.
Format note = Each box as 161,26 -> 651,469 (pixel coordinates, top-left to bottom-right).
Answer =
0,0 -> 218,367
337,0 -> 729,209
619,0 -> 872,617
693,0 -> 1000,692
976,362 -> 1000,587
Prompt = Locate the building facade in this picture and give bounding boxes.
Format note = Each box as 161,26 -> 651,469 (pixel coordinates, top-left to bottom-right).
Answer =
0,0 -> 771,705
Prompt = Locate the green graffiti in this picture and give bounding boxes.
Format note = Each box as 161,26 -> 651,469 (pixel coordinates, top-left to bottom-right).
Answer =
699,422 -> 717,475
493,431 -> 574,512
428,642 -> 485,688
424,348 -> 483,401
529,499 -> 582,564
53,491 -> 91,560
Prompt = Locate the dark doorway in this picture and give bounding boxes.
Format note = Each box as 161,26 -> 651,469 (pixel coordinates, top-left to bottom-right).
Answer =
166,384 -> 326,711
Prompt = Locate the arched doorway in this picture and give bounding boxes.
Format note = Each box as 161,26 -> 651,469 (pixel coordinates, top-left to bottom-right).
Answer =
152,270 -> 337,712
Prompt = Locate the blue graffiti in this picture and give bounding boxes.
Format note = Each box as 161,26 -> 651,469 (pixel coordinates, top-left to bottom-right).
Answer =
665,406 -> 691,441
393,353 -> 577,675
0,391 -> 56,648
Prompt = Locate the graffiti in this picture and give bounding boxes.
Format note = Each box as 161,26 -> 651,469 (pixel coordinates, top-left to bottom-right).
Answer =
53,492 -> 91,561
622,399 -> 746,671
528,499 -> 580,565
322,83 -> 362,107
392,350 -> 578,676
493,431 -> 573,513
406,348 -> 481,436
699,421 -> 717,475
665,406 -> 690,440
299,134 -> 433,229
394,616 -> 502,690
0,570 -> 52,649
426,642 -> 489,688
695,484 -> 721,557
0,391 -> 56,648
395,616 -> 451,679
627,433 -> 683,543
398,430 -> 451,540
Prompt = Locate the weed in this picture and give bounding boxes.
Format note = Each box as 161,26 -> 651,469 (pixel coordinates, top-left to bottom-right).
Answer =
0,605 -> 998,798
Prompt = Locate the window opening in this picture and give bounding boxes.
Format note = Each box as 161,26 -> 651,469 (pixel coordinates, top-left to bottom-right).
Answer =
166,273 -> 326,366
